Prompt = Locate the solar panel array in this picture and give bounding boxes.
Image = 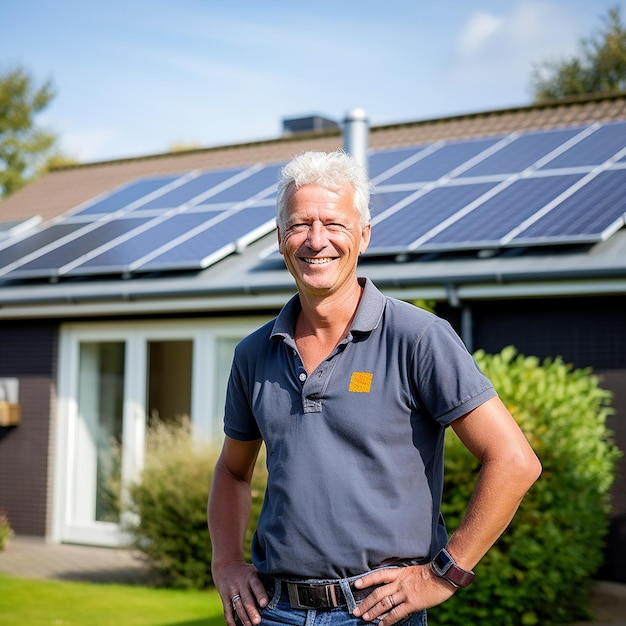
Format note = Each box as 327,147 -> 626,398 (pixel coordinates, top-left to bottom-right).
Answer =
0,120 -> 624,282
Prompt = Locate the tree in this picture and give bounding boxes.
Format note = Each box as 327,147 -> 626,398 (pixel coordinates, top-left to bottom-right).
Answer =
0,66 -> 58,198
531,5 -> 626,102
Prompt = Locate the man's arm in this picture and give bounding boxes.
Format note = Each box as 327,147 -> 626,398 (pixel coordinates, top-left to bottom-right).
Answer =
208,436 -> 267,626
353,396 -> 542,625
444,396 -> 542,571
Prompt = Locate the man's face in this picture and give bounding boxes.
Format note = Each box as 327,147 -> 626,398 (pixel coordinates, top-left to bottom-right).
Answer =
277,183 -> 370,298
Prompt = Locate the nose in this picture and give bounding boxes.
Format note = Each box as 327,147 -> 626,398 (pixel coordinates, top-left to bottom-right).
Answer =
306,221 -> 327,250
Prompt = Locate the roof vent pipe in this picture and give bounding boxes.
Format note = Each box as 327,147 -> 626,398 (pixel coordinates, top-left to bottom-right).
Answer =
343,108 -> 369,176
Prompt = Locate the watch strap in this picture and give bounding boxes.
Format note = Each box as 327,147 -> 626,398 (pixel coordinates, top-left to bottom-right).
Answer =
430,548 -> 476,588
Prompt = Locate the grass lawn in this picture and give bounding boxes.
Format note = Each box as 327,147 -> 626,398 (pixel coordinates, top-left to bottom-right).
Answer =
0,573 -> 225,625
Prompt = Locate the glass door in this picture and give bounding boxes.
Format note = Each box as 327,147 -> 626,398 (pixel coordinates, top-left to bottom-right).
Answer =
146,340 -> 192,428
74,342 -> 125,525
53,318 -> 269,547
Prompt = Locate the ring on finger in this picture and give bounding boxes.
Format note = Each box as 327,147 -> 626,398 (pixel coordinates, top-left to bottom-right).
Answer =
231,593 -> 241,611
389,594 -> 395,608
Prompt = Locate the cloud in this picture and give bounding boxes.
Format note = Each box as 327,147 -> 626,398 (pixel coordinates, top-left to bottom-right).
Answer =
443,0 -> 583,97
457,12 -> 504,56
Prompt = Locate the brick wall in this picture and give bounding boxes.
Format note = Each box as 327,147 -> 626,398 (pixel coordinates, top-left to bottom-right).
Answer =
0,320 -> 58,536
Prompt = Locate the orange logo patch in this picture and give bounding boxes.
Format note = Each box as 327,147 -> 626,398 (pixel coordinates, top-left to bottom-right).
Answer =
349,371 -> 373,393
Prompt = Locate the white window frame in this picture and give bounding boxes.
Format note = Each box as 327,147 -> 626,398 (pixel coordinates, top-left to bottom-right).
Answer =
52,316 -> 269,546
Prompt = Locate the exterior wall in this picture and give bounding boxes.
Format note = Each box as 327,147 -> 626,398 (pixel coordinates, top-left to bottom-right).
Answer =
439,295 -> 626,582
0,320 -> 58,536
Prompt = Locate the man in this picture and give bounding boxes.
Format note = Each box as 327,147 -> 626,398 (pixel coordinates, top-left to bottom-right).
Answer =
208,150 -> 541,626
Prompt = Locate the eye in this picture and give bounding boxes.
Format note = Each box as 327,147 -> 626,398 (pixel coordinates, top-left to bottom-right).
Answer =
287,223 -> 309,233
325,223 -> 346,231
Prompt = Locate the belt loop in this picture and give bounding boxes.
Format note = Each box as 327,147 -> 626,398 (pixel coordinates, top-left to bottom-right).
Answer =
267,578 -> 281,610
339,579 -> 358,613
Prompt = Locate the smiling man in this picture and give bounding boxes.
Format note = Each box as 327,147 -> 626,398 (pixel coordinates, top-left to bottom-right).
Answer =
208,151 -> 541,626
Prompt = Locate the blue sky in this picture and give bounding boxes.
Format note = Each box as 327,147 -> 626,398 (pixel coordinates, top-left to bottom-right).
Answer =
2,0 -> 624,163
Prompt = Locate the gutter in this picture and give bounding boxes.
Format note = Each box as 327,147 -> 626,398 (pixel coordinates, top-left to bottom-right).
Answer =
0,273 -> 625,320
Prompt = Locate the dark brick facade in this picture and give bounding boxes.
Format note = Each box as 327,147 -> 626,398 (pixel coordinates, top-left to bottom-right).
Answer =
0,320 -> 58,536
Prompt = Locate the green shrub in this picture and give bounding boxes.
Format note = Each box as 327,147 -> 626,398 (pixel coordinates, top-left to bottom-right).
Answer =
429,347 -> 621,626
0,510 -> 13,550
124,419 -> 266,589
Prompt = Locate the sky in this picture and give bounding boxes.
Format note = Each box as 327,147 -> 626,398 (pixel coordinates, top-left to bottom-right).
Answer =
2,0 -> 625,164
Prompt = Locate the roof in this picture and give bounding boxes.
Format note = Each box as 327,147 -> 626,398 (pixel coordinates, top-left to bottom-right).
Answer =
0,92 -> 625,319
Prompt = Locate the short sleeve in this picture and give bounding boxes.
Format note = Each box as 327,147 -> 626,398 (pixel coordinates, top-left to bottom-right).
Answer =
223,345 -> 262,441
413,318 -> 496,425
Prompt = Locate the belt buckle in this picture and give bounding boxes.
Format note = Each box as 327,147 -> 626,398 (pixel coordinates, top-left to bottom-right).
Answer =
287,582 -> 339,609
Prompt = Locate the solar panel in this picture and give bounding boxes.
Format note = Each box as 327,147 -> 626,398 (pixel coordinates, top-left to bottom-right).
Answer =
0,119 -> 624,284
7,217 -> 150,278
135,169 -> 246,212
369,191 -> 416,218
539,121 -> 626,169
64,211 -> 230,276
511,169 -> 626,244
0,222 -> 88,278
369,183 -> 497,251
461,127 -> 583,176
73,176 -> 181,216
421,174 -> 584,249
138,204 -> 276,272
196,164 -> 282,205
379,136 -> 504,185
368,146 -> 428,180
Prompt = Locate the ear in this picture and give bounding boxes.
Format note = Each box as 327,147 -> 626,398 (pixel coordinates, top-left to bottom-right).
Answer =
277,227 -> 284,254
359,224 -> 371,255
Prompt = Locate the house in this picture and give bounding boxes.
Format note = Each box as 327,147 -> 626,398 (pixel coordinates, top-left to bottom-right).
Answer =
0,93 -> 625,582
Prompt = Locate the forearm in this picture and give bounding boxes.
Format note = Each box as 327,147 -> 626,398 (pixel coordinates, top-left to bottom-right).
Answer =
445,442 -> 541,571
208,460 -> 253,570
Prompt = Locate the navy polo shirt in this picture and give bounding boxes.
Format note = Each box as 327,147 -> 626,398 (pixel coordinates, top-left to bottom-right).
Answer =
224,278 -> 496,579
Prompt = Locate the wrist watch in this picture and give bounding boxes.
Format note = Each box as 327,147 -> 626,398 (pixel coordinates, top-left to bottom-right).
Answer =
430,548 -> 476,588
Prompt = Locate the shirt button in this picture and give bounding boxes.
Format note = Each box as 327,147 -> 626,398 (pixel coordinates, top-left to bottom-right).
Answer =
298,372 -> 307,382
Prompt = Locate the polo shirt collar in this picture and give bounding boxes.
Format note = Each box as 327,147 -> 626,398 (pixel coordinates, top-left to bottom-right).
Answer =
271,277 -> 385,341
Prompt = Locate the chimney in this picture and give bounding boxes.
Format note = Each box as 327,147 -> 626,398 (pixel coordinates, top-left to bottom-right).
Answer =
282,114 -> 339,135
343,108 -> 369,176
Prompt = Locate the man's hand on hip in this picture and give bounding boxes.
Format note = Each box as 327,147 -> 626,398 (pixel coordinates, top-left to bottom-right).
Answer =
352,565 -> 456,625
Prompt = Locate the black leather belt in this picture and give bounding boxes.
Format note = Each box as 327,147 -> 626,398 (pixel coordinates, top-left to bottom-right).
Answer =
259,573 -> 379,610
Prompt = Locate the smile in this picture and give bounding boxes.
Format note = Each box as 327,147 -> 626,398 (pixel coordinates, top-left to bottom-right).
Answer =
302,257 -> 335,264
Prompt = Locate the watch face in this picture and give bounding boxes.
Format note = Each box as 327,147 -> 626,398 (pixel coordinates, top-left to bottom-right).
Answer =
432,548 -> 476,588
434,549 -> 453,574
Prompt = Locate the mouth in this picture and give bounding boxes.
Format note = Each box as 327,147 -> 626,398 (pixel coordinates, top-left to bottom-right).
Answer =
301,257 -> 336,265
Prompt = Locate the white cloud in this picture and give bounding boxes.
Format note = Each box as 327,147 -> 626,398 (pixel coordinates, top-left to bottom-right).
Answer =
443,0 -> 583,98
457,12 -> 504,56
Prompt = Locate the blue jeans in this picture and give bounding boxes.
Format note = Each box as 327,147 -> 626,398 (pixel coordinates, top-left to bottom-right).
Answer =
258,579 -> 428,625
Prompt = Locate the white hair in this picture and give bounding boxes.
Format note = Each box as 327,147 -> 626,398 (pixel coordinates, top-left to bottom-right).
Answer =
275,150 -> 371,230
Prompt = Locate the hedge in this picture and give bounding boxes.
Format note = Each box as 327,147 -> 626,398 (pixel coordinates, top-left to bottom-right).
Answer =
429,347 -> 620,626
